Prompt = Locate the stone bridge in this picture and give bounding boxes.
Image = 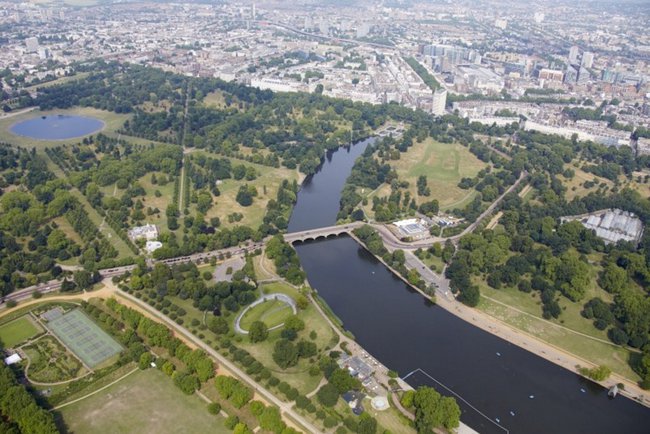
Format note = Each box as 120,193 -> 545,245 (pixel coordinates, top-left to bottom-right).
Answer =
283,222 -> 363,244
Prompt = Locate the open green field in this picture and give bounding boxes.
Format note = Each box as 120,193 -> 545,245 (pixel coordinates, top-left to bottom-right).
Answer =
0,107 -> 130,150
191,151 -> 302,229
559,164 -> 613,201
362,138 -> 487,213
239,299 -> 293,330
23,73 -> 91,92
0,315 -> 43,348
58,368 -> 229,434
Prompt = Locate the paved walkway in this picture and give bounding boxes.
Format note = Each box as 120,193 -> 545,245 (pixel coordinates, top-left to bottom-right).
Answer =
399,252 -> 650,407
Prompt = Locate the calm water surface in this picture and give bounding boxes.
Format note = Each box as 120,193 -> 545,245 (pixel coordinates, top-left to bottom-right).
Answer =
288,141 -> 650,434
10,115 -> 104,140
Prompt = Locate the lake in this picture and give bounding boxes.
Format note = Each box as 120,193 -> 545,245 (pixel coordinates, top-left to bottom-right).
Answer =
288,140 -> 650,434
10,114 -> 105,140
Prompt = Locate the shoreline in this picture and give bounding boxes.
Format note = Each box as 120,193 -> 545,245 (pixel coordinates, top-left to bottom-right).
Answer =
346,231 -> 650,409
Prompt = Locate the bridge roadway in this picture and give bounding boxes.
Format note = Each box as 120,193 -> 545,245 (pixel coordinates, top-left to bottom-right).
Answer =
3,171 -> 525,306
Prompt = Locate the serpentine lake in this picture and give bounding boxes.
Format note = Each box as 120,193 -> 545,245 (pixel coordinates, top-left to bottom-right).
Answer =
288,139 -> 650,433
10,114 -> 104,140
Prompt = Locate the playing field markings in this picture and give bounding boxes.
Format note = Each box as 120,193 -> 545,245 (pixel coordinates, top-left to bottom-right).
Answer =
46,309 -> 122,368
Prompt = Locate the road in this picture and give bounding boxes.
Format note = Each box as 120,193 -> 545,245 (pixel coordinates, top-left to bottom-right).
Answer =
397,248 -> 650,407
372,170 -> 528,250
4,170 -> 525,308
115,290 -> 321,433
2,242 -> 264,307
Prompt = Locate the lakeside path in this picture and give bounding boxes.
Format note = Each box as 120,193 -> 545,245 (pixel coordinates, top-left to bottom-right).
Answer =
398,250 -> 650,408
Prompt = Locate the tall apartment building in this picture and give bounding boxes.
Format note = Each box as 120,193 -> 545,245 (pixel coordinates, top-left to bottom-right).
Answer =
432,88 -> 447,116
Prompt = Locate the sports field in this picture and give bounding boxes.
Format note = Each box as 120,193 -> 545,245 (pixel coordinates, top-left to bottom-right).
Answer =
46,309 -> 122,368
59,369 -> 229,434
0,315 -> 43,348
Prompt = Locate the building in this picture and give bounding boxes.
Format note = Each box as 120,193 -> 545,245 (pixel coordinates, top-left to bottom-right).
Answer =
569,46 -> 580,64
637,138 -> 650,156
539,68 -> 564,83
564,65 -> 579,83
393,218 -> 429,240
357,23 -> 370,38
495,18 -> 508,30
582,52 -> 594,69
577,66 -> 591,84
338,354 -> 374,381
4,354 -> 22,365
128,224 -> 159,241
562,209 -> 644,245
431,88 -> 447,116
145,240 -> 163,253
25,36 -> 38,53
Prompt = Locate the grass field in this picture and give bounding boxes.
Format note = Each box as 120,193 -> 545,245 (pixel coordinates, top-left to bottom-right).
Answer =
47,309 -> 122,368
559,164 -> 613,201
0,315 -> 43,348
363,138 -> 487,213
23,73 -> 91,92
0,107 -> 130,150
191,151 -> 302,229
59,368 -> 229,434
239,299 -> 293,330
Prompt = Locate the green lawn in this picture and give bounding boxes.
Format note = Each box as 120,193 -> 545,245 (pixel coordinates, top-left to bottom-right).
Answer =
58,368 -> 229,434
559,163 -> 613,201
189,151 -> 302,230
0,107 -> 130,150
239,299 -> 293,330
362,138 -> 487,214
0,315 -> 43,348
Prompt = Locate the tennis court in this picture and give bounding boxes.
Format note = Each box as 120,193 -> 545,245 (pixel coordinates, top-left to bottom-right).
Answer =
47,309 -> 122,368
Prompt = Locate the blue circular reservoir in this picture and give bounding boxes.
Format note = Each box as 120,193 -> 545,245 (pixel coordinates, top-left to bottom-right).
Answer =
9,114 -> 105,140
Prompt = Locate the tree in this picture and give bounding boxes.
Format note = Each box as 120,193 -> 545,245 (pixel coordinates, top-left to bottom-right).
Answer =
284,315 -> 305,332
207,402 -> 221,415
357,413 -> 377,434
411,386 -> 459,432
236,185 -> 253,206
297,340 -> 317,358
329,368 -> 360,393
316,383 -> 339,407
273,339 -> 299,369
208,317 -> 229,334
74,270 -> 93,290
138,352 -> 153,370
249,320 -> 269,343
259,406 -> 284,432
